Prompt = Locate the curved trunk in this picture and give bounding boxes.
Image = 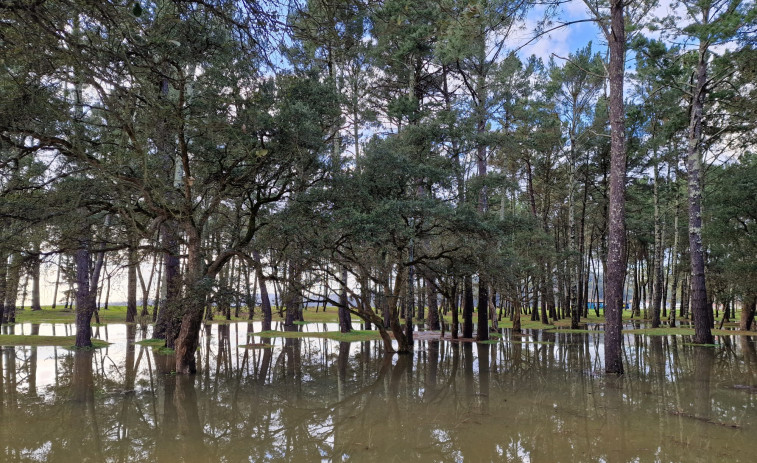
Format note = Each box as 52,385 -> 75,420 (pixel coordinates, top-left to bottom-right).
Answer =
174,227 -> 210,374
252,249 -> 272,331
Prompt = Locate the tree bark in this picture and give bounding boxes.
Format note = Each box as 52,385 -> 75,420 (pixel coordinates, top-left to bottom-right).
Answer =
2,253 -> 22,324
153,222 -> 182,344
651,160 -> 663,328
30,243 -> 42,311
253,249 -> 272,331
0,251 -> 8,326
603,0 -> 627,374
426,276 -> 440,330
127,241 -> 138,323
339,266 -> 353,333
740,296 -> 755,331
462,275 -> 474,338
686,13 -> 714,345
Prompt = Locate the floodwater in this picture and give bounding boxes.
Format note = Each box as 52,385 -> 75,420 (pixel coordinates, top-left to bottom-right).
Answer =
1,322 -> 756,462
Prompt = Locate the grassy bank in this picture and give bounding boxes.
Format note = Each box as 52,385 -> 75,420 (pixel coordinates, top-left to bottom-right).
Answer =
0,335 -> 110,348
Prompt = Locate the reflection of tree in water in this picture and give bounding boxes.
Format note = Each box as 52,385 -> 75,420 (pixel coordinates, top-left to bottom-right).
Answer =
2,326 -> 757,461
67,350 -> 104,462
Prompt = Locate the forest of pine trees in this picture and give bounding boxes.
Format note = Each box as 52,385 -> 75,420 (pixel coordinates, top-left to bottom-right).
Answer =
1,0 -> 756,377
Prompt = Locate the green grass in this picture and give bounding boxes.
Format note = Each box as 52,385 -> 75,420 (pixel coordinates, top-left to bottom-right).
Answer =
136,338 -> 166,347
239,343 -> 275,349
0,335 -> 110,348
135,338 -> 175,354
252,329 -> 381,342
15,305 -> 133,324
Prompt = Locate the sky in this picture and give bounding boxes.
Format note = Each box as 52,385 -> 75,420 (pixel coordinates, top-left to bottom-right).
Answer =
513,0 -> 682,64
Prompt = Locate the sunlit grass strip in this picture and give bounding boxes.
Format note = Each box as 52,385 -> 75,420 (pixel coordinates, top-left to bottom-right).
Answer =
0,335 -> 110,348
136,338 -> 166,347
252,330 -> 381,342
135,338 -> 175,354
239,343 -> 275,349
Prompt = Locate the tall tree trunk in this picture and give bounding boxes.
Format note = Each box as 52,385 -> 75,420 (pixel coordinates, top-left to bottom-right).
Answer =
603,0 -> 627,374
686,11 -> 714,345
475,38 -> 490,341
153,73 -> 182,344
651,160 -> 663,328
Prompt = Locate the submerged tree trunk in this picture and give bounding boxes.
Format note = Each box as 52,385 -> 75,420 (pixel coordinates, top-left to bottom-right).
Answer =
603,0 -> 627,374
154,222 -> 182,345
74,245 -> 94,348
74,216 -> 108,348
174,228 -> 210,374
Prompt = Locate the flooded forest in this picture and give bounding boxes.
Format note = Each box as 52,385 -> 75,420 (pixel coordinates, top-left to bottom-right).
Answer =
1,0 -> 756,461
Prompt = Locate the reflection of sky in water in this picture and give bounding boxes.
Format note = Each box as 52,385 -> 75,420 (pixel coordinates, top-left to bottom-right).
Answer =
1,322 -> 756,462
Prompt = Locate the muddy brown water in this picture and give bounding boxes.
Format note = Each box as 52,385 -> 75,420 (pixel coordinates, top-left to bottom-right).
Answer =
1,322 -> 756,462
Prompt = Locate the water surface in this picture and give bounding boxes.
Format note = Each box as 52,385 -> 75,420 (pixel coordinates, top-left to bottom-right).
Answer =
1,322 -> 756,462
